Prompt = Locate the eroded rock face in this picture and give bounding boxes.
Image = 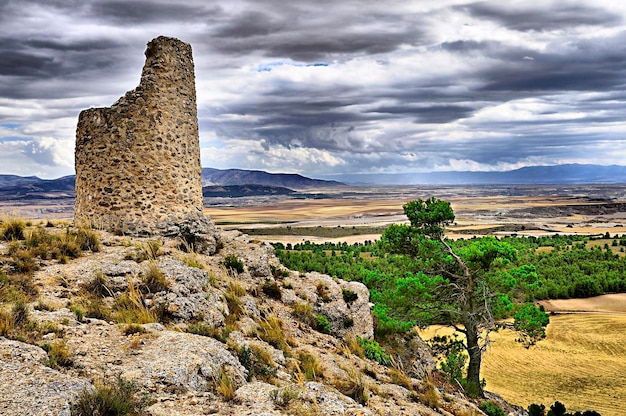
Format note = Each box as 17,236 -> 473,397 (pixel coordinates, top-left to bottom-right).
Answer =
75,36 -> 205,237
0,337 -> 94,416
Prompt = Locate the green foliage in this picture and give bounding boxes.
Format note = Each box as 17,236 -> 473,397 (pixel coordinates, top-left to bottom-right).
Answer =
428,335 -> 466,384
403,198 -> 455,238
71,377 -> 150,416
237,345 -> 277,382
342,288 -> 358,304
513,303 -> 550,346
223,255 -> 244,274
316,314 -> 331,334
479,401 -> 505,416
357,336 -> 391,365
529,403 -> 546,416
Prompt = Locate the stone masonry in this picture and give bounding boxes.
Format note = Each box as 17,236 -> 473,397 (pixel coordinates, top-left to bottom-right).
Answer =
75,36 -> 208,237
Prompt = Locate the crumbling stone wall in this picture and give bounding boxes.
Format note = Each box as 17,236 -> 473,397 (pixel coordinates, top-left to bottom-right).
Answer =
75,36 -> 205,236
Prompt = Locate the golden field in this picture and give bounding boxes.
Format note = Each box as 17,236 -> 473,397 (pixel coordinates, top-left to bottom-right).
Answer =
422,295 -> 626,416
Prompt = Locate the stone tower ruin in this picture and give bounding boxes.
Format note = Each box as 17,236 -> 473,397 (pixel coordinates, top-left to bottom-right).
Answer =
75,36 -> 214,243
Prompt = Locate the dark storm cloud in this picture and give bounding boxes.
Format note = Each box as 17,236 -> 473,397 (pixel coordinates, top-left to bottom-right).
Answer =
214,11 -> 286,39
88,1 -> 220,24
1,0 -> 626,178
0,50 -> 56,76
458,2 -> 622,31
368,104 -> 476,123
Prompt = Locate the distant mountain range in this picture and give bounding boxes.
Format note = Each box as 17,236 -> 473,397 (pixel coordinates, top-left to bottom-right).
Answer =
322,164 -> 626,185
201,168 -> 344,189
0,168 -> 343,201
1,165 -> 626,201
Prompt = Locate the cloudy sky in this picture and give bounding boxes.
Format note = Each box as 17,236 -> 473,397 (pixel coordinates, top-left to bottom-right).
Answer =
1,0 -> 626,179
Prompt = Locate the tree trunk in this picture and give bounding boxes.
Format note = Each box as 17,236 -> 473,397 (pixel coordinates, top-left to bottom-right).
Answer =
465,317 -> 484,398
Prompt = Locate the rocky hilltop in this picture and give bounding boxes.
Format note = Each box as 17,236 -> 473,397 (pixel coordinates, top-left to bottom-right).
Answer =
0,225 -> 521,415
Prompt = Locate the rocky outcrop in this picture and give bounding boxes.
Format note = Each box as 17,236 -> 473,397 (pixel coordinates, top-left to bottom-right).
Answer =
74,36 -> 209,241
0,337 -> 94,416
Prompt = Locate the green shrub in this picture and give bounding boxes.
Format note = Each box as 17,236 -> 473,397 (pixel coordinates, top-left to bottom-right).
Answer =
316,314 -> 331,334
479,401 -> 505,416
71,377 -> 150,416
237,345 -> 277,382
223,255 -> 244,274
357,336 -> 391,365
342,288 -> 358,304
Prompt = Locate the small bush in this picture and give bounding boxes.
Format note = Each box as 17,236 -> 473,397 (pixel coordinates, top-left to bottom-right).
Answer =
261,279 -> 282,300
316,314 -> 331,334
237,344 -> 277,383
358,337 -> 391,365
479,401 -> 505,416
71,377 -> 150,416
342,288 -> 358,304
223,255 -> 244,274
343,316 -> 354,328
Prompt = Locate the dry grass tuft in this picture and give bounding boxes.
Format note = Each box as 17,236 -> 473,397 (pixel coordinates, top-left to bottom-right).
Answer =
258,314 -> 290,353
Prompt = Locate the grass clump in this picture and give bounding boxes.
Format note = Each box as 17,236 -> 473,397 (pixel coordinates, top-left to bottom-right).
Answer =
236,344 -> 277,383
42,339 -> 72,369
298,350 -> 322,381
223,255 -> 244,274
258,314 -> 290,353
291,302 -> 316,327
213,367 -> 236,401
140,262 -> 169,293
1,217 -> 26,241
316,281 -> 331,302
261,279 -> 282,300
71,377 -> 150,416
224,280 -> 246,323
334,363 -> 369,405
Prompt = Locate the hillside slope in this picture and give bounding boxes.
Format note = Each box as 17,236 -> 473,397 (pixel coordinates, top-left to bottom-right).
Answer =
0,225 -> 521,415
